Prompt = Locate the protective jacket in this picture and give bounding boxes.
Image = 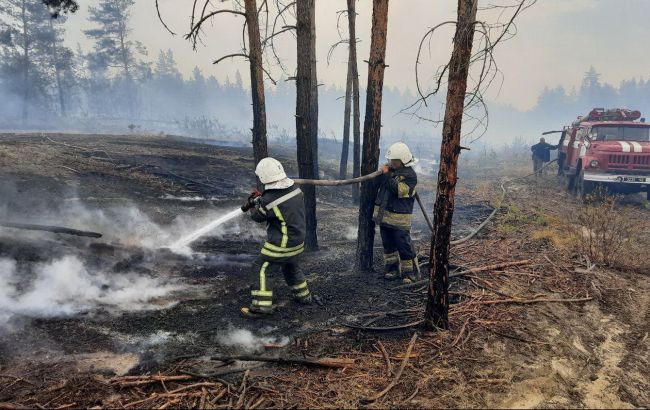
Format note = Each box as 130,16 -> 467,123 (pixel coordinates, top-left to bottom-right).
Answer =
373,166 -> 417,231
250,185 -> 306,259
531,142 -> 558,162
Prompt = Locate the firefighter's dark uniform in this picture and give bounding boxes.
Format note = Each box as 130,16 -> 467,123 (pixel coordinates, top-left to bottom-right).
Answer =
531,142 -> 558,176
373,166 -> 418,280
248,184 -> 311,313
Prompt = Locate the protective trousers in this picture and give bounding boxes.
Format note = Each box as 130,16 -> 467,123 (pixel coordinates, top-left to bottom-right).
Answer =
380,226 -> 417,279
250,254 -> 311,313
533,156 -> 544,176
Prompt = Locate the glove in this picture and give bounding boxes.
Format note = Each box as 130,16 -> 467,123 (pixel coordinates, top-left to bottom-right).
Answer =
241,190 -> 262,212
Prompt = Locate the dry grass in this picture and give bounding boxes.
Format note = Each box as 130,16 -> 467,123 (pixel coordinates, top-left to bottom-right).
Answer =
568,191 -> 650,272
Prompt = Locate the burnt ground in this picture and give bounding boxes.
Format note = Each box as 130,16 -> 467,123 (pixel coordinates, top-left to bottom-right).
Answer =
0,133 -> 489,361
0,133 -> 649,408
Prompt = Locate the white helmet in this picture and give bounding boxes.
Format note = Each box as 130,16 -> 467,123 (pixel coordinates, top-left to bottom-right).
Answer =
386,142 -> 417,167
255,157 -> 288,184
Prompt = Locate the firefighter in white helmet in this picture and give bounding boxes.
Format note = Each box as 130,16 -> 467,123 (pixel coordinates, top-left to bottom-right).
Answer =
240,157 -> 312,318
373,142 -> 419,283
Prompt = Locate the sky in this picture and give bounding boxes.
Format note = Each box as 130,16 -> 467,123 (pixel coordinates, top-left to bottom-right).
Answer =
60,0 -> 650,111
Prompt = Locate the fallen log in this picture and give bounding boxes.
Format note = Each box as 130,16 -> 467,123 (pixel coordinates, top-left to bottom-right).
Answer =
0,222 -> 102,238
209,355 -> 355,369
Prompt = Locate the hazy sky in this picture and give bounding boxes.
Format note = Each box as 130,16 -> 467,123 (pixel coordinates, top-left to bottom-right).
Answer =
61,0 -> 650,111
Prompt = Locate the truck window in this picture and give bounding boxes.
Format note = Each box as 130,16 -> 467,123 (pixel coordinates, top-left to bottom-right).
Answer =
591,126 -> 650,142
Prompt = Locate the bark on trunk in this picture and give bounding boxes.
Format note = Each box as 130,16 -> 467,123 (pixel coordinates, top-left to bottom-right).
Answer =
20,0 -> 29,124
244,0 -> 269,167
424,0 -> 478,330
355,0 -> 389,271
117,18 -> 135,115
338,59 -> 353,180
296,0 -> 319,251
49,19 -> 66,117
349,0 -> 361,202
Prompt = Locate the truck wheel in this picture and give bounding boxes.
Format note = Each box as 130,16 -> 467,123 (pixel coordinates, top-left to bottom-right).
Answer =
647,190 -> 650,202
576,170 -> 594,200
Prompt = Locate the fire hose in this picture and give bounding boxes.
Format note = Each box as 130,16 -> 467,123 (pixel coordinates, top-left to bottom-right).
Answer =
293,159 -> 558,246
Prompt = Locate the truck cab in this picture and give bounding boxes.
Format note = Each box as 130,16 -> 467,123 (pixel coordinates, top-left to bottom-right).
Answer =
560,108 -> 650,199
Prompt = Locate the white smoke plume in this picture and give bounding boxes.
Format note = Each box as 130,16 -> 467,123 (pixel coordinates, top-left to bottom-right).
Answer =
217,327 -> 289,353
0,255 -> 182,329
344,226 -> 357,240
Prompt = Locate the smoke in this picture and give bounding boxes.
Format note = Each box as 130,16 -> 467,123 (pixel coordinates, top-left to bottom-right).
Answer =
0,178 -> 259,251
0,255 -> 182,329
344,226 -> 357,240
217,326 -> 289,353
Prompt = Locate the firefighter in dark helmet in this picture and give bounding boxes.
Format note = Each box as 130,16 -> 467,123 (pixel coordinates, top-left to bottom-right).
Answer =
240,157 -> 312,318
374,142 -> 419,284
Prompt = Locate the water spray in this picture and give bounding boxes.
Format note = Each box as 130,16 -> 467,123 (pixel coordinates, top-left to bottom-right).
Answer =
166,170 -> 384,253
168,208 -> 244,252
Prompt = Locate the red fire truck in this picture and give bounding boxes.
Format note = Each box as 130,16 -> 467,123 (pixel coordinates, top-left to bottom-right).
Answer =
558,108 -> 650,199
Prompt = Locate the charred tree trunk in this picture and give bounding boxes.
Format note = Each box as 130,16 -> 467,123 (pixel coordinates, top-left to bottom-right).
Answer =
424,0 -> 477,330
244,0 -> 269,166
296,0 -> 319,251
356,0 -> 389,271
349,0 -> 361,202
338,58 -> 353,180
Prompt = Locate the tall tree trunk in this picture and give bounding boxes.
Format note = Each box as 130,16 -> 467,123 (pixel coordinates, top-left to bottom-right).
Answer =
20,0 -> 29,125
338,58 -> 353,179
349,0 -> 361,202
424,0 -> 477,330
243,0 -> 268,166
296,0 -> 319,251
49,18 -> 66,117
355,0 -> 389,271
117,20 -> 135,115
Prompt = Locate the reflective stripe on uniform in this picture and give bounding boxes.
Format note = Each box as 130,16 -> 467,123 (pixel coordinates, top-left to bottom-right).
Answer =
264,241 -> 304,253
381,211 -> 412,230
384,251 -> 400,264
261,246 -> 304,259
291,281 -> 308,291
251,289 -> 273,298
259,261 -> 269,291
265,188 -> 302,210
272,207 -> 289,247
400,259 -> 414,272
397,181 -> 412,198
252,299 -> 273,307
294,288 -> 310,298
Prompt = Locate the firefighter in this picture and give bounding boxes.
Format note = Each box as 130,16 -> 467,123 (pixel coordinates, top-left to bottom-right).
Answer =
374,142 -> 419,284
531,137 -> 558,176
240,157 -> 312,318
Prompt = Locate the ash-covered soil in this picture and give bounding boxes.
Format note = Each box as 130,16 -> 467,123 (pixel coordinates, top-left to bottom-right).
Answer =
2,133 -> 648,409
0,133 -> 488,372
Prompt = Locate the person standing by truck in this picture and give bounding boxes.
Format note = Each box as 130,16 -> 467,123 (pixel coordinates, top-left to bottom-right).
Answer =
531,137 -> 558,176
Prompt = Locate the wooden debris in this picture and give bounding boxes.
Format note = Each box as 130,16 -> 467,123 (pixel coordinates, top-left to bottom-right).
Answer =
209,355 -> 355,369
362,333 -> 418,403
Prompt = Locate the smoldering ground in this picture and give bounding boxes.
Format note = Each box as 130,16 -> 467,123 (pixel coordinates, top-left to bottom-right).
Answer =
0,177 -> 263,332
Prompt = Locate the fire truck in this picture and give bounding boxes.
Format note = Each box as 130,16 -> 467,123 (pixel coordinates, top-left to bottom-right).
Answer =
558,108 -> 650,199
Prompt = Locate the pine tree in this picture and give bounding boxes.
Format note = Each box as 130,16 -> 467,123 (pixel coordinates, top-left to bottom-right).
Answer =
84,0 -> 147,114
0,0 -> 73,122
